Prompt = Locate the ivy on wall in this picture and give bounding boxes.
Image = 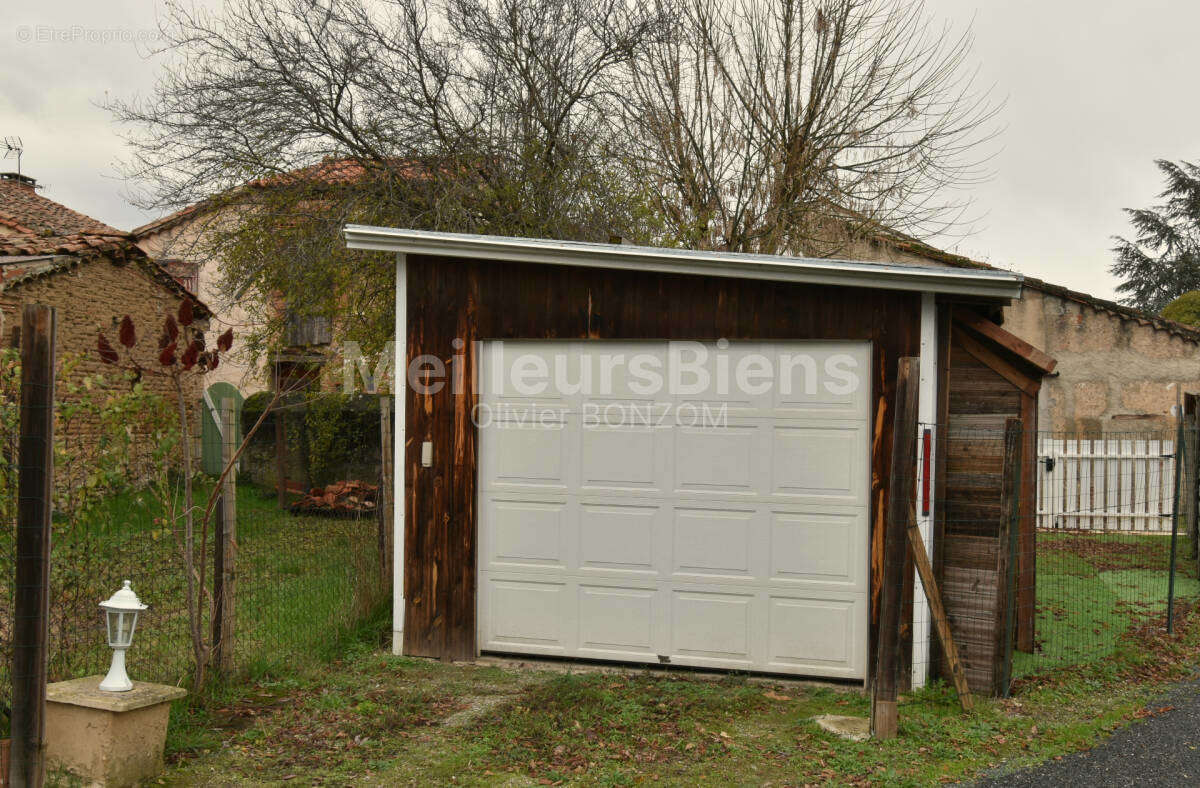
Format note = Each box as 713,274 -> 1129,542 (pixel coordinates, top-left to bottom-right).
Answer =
304,394 -> 378,486
241,391 -> 384,489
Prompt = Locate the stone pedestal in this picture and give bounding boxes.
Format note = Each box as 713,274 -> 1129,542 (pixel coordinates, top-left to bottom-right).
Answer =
45,676 -> 186,787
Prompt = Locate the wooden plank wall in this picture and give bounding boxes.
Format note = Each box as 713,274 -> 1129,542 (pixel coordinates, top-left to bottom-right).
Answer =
403,255 -> 922,663
937,323 -> 1033,694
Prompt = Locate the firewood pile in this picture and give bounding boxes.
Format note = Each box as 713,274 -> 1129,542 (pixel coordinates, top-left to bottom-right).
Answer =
289,480 -> 378,515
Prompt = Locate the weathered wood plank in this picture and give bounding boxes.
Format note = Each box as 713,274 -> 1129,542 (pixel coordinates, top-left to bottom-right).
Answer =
1017,393 -> 1038,652
872,357 -> 920,738
942,535 -> 1003,571
906,517 -> 974,709
954,310 -> 1057,373
11,304 -> 56,788
938,323 -> 1034,695
994,419 -> 1023,696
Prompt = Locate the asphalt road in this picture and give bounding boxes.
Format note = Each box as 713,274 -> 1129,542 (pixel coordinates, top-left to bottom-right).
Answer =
972,677 -> 1200,786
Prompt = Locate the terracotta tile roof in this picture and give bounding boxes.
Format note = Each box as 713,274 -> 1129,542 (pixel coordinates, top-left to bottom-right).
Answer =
0,231 -> 135,257
0,231 -> 211,318
0,214 -> 35,234
0,175 -> 123,236
132,157 -> 430,238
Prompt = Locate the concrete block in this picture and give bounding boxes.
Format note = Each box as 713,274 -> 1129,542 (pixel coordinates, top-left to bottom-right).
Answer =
45,676 -> 186,787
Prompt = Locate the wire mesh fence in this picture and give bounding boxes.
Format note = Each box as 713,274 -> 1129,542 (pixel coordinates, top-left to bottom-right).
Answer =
0,374 -> 391,727
0,479 -> 387,707
918,423 -> 1198,697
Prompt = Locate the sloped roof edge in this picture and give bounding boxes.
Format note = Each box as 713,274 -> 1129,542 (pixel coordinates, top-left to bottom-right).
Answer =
881,233 -> 1200,344
345,225 -> 1025,298
0,233 -> 212,318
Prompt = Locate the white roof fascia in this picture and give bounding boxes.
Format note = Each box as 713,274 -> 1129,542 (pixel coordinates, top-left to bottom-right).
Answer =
343,225 -> 1023,299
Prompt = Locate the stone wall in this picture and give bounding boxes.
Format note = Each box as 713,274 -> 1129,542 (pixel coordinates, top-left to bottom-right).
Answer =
0,254 -> 207,468
1002,288 -> 1200,433
843,238 -> 1200,434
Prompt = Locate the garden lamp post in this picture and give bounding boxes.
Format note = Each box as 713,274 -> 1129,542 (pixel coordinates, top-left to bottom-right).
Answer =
98,580 -> 147,692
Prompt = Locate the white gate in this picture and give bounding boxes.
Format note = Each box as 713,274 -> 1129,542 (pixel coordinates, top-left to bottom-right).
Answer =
1036,435 -> 1176,532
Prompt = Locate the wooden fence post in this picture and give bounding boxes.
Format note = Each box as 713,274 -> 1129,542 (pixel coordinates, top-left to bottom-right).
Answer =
1183,393 -> 1199,561
10,304 -> 56,788
872,357 -> 920,739
996,418 -> 1023,697
218,398 -> 237,672
379,396 -> 394,588
274,364 -> 287,509
211,494 -> 225,667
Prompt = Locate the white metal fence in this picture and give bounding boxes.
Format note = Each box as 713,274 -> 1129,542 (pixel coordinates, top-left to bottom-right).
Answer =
1037,435 -> 1177,532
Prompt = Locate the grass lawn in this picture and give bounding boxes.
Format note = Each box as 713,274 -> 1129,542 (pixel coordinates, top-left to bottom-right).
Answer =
0,481 -> 384,707
162,601 -> 1200,787
1014,531 -> 1199,679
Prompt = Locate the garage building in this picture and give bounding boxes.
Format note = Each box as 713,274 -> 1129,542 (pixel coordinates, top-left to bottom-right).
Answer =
343,226 -> 1047,692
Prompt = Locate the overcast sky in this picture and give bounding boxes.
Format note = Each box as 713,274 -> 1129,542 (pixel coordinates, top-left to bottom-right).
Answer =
3,0 -> 1198,302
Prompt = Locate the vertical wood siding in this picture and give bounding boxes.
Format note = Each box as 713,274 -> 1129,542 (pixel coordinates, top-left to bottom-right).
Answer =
938,327 -> 1037,694
403,255 -> 921,663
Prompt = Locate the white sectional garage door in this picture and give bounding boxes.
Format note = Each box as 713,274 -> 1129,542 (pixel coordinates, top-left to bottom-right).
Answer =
477,340 -> 871,679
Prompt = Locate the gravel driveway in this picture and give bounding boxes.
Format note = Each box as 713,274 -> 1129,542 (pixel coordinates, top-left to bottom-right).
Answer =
973,677 -> 1200,786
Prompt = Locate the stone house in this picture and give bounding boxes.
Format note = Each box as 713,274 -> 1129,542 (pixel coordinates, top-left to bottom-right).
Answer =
133,205 -> 270,396
130,161 -> 369,397
0,173 -> 211,466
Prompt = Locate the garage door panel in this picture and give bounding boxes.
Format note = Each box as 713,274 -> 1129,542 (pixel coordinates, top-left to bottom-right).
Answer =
672,507 -> 759,580
478,340 -> 869,681
770,422 -> 866,505
481,341 -> 580,409
578,502 -> 660,575
482,415 -> 573,492
769,509 -> 865,589
771,344 -> 870,419
485,498 -> 569,570
580,343 -> 668,404
579,422 -> 667,494
671,590 -> 754,664
577,585 -> 658,658
672,421 -> 763,497
484,579 -> 569,651
670,340 -> 773,417
767,595 -> 864,675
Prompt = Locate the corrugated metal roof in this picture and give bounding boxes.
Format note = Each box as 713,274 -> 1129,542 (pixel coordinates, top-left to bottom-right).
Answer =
343,225 -> 1024,299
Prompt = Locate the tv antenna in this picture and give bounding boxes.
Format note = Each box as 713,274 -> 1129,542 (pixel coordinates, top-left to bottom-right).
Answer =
3,137 -> 23,175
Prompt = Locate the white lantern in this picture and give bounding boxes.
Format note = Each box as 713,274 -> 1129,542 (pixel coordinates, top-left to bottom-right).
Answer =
98,580 -> 148,692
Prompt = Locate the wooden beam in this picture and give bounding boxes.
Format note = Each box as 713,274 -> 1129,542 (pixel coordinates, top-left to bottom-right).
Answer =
905,518 -> 973,710
274,364 -> 287,509
954,327 -> 1041,398
11,304 -> 56,788
216,398 -> 237,673
872,357 -> 920,739
954,311 -> 1057,373
995,418 -> 1024,697
1016,393 -> 1037,653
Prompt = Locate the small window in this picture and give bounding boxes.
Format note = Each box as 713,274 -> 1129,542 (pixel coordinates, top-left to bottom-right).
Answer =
159,258 -> 201,294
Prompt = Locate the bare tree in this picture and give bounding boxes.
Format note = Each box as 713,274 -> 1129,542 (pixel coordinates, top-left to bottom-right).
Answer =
111,0 -> 996,359
109,0 -> 667,357
620,0 -> 1000,255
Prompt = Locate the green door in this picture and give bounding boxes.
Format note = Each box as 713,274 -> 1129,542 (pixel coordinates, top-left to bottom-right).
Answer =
200,382 -> 245,476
